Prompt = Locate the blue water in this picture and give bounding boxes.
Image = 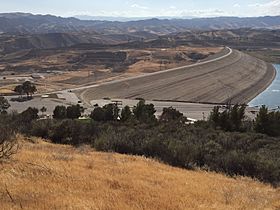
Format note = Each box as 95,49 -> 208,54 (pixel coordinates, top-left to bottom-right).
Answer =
249,64 -> 280,109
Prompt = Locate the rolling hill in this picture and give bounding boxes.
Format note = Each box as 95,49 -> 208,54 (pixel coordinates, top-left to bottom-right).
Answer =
1,13 -> 280,34
172,28 -> 280,48
1,13 -> 280,55
0,137 -> 279,209
0,33 -> 112,53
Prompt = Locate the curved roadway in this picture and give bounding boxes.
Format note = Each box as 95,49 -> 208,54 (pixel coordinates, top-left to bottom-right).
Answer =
77,47 -> 276,105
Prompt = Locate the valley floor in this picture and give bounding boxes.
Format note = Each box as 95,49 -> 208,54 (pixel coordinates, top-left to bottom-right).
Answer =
0,138 -> 279,210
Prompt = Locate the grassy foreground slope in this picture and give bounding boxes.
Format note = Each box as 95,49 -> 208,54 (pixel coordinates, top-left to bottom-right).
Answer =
0,138 -> 279,210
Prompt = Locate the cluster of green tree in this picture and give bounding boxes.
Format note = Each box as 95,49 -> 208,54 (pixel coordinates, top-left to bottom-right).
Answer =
52,99 -> 159,123
209,104 -> 247,132
0,97 -> 279,185
90,100 -> 158,124
254,105 -> 280,137
89,100 -> 187,124
53,105 -> 84,119
209,104 -> 280,137
14,81 -> 37,99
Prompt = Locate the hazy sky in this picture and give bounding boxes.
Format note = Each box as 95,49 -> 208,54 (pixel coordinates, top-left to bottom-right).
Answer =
0,0 -> 279,17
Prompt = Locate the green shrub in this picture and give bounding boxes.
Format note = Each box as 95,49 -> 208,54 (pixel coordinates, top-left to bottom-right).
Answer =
1,104 -> 279,186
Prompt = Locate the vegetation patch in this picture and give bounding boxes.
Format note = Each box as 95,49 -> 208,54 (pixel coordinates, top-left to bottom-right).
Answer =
0,98 -> 279,186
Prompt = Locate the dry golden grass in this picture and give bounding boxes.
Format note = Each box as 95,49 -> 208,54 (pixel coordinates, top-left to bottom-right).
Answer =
0,137 -> 279,210
0,87 -> 15,94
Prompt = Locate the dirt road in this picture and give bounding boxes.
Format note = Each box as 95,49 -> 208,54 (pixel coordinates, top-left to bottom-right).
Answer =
76,47 -> 276,105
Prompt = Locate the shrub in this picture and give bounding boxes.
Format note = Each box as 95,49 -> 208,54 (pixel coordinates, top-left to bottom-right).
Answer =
31,119 -> 53,139
20,107 -> 39,122
0,125 -> 17,160
92,124 -> 280,185
0,96 -> 10,114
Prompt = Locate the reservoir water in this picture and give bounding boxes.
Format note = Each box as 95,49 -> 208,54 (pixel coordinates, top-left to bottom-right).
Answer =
249,64 -> 280,109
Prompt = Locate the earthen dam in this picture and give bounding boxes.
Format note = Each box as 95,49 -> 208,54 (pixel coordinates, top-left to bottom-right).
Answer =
78,47 -> 276,105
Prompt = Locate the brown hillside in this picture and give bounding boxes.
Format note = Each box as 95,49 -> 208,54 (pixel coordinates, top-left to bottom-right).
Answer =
0,138 -> 279,210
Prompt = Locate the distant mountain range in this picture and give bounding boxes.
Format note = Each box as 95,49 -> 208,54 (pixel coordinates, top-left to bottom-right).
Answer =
74,15 -> 195,22
1,28 -> 279,55
1,13 -> 280,35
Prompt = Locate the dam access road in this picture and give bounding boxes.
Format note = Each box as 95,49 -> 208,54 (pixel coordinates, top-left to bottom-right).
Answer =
76,47 -> 276,106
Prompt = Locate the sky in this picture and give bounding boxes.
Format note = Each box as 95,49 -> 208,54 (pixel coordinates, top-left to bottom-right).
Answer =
0,0 -> 280,18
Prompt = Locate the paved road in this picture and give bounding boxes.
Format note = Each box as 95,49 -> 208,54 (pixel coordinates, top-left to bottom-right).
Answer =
77,47 -> 276,105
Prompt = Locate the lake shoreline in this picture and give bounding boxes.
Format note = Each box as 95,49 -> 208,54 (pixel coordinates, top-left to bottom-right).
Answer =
249,64 -> 280,109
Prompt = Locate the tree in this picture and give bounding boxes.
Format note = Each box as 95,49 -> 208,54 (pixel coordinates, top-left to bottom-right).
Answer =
255,105 -> 269,134
90,107 -> 105,122
22,81 -> 37,98
90,104 -> 119,122
270,111 -> 280,136
0,96 -> 10,114
209,105 -> 246,132
103,103 -> 119,121
209,106 -> 220,129
120,106 -> 132,122
160,107 -> 186,123
66,104 -> 84,119
14,85 -> 24,98
133,99 -> 146,119
53,106 -> 67,119
133,100 -> 156,123
230,104 -> 246,131
219,110 -> 230,131
253,105 -> 280,136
